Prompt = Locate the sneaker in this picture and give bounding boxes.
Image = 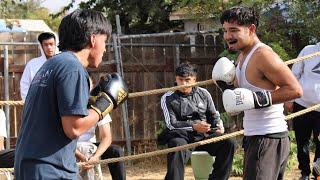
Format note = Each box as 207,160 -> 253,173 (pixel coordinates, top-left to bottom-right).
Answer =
314,159 -> 320,176
299,175 -> 309,180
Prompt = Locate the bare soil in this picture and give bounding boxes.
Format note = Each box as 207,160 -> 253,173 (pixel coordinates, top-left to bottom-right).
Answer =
102,158 -> 304,180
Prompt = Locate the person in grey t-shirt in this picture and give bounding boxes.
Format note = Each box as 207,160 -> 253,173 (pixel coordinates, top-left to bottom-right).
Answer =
14,9 -> 128,179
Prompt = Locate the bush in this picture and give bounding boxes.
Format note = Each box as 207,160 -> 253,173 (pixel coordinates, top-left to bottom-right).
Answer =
218,49 -> 239,62
268,42 -> 290,61
220,112 -> 233,130
230,131 -> 298,176
155,121 -> 166,137
286,131 -> 298,170
232,150 -> 244,176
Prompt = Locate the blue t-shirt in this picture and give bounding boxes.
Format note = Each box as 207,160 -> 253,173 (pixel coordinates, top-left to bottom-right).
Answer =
14,51 -> 90,179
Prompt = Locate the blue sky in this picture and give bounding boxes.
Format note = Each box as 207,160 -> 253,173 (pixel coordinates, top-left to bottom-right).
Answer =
41,0 -> 88,13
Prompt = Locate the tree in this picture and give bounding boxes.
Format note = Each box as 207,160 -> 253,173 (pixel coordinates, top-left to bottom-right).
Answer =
284,0 -> 320,54
256,0 -> 320,57
55,0 -> 183,34
176,0 -> 320,58
27,7 -> 62,32
0,0 -> 17,19
56,0 -> 320,57
173,0 -> 275,20
0,0 -> 63,32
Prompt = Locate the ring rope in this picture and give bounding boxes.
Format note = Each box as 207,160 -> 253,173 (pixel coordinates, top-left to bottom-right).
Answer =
79,103 -> 320,166
0,101 -> 23,106
1,103 -> 320,173
1,51 -> 320,106
0,168 -> 13,173
284,51 -> 320,65
1,51 -> 320,173
128,79 -> 213,98
127,51 -> 320,98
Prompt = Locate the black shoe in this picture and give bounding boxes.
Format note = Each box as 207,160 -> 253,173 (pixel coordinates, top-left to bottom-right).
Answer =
314,160 -> 320,176
300,175 -> 309,180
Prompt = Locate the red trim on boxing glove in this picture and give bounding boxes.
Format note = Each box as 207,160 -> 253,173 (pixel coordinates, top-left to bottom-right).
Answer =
252,90 -> 272,109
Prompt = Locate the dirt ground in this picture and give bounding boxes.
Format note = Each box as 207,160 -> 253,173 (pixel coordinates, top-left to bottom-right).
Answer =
0,159 -> 303,180
102,158 -> 304,180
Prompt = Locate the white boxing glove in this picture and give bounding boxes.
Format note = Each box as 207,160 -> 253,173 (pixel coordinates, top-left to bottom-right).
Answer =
212,57 -> 236,84
222,88 -> 272,114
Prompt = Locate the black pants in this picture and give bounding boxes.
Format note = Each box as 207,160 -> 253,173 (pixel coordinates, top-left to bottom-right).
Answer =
93,144 -> 126,180
0,149 -> 15,168
293,102 -> 320,177
164,137 -> 236,180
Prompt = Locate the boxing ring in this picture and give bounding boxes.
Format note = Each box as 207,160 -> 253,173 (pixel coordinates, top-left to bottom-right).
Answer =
0,51 -> 320,174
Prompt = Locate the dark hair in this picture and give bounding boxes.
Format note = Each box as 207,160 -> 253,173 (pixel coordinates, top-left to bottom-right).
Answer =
58,9 -> 112,51
220,6 -> 259,27
175,63 -> 197,77
38,32 -> 55,44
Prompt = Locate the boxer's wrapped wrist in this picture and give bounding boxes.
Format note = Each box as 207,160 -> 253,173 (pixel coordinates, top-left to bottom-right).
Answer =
252,90 -> 272,108
90,92 -> 114,120
223,88 -> 273,115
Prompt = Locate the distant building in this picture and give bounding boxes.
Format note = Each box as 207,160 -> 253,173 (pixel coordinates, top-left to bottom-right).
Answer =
169,8 -> 219,56
0,19 -> 56,65
169,7 -> 215,33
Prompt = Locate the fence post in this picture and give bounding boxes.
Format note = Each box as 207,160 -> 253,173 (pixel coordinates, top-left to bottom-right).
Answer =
112,31 -> 132,158
175,45 -> 180,69
115,15 -> 132,157
4,45 -> 10,149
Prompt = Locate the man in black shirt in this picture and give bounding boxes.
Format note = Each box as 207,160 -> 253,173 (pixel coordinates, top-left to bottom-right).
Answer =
158,63 -> 236,180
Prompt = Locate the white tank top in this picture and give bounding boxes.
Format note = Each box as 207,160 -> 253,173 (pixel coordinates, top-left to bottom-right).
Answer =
236,43 -> 287,136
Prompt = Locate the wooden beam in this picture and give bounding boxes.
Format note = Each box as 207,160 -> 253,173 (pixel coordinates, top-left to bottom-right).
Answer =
180,57 -> 218,65
2,61 -> 174,73
123,64 -> 173,72
87,64 -> 117,72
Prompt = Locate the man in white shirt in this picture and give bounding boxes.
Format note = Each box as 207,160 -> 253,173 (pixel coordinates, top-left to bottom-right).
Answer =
0,109 -> 14,168
76,114 -> 125,180
285,42 -> 320,180
75,76 -> 126,180
20,32 -> 56,101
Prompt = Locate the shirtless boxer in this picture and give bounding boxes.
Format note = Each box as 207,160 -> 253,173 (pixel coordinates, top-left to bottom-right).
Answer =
213,6 -> 302,180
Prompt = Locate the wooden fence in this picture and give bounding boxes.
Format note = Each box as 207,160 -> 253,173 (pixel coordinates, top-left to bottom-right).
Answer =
0,32 -> 231,150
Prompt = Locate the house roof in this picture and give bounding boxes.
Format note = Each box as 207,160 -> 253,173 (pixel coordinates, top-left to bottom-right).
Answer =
0,20 -> 25,32
0,19 -> 52,33
169,7 -> 191,21
169,7 -> 214,21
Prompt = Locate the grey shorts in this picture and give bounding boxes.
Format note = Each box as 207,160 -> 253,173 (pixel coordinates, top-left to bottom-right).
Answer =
243,132 -> 290,180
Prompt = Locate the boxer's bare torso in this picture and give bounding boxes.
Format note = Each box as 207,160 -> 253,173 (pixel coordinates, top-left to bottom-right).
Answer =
237,44 -> 300,104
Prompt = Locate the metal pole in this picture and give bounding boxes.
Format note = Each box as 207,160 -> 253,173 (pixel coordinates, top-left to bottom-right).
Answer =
4,46 -> 10,149
0,42 -> 39,45
106,43 -> 219,47
112,33 -> 132,157
112,34 -> 120,65
24,32 -> 27,64
213,34 -> 217,57
175,45 -> 180,68
116,15 -> 132,156
116,15 -> 122,35
119,30 -> 219,39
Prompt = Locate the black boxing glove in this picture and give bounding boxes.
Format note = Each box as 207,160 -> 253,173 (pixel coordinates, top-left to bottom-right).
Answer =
89,73 -> 128,119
